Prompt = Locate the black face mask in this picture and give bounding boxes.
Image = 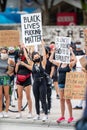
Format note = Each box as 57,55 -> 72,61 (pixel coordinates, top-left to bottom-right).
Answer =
33,58 -> 41,63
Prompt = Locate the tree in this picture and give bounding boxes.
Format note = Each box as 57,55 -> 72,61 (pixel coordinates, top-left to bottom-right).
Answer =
80,0 -> 87,25
0,0 -> 7,11
24,0 -> 57,25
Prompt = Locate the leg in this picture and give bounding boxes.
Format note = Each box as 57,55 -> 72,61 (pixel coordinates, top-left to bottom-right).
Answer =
66,99 -> 72,118
17,85 -> 23,112
0,86 -> 3,112
59,89 -> 65,117
53,81 -> 59,96
40,80 -> 48,115
24,85 -> 32,113
3,86 -> 10,112
33,82 -> 40,115
47,86 -> 52,111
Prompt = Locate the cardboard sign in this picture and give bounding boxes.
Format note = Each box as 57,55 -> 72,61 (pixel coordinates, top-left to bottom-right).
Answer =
79,56 -> 87,68
55,36 -> 71,63
0,30 -> 19,47
84,29 -> 87,46
21,13 -> 42,46
64,72 -> 87,99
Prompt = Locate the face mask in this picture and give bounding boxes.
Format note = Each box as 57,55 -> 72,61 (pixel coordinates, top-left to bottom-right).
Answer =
76,44 -> 81,49
33,58 -> 41,63
1,53 -> 8,60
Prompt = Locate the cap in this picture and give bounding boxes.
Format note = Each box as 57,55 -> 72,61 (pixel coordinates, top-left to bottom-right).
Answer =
8,47 -> 15,51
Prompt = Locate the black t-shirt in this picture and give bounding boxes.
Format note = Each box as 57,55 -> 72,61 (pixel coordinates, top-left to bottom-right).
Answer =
74,50 -> 85,56
9,50 -> 19,62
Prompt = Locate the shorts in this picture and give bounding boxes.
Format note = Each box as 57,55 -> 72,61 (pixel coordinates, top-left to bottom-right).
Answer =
16,77 -> 31,87
58,84 -> 65,89
0,75 -> 10,86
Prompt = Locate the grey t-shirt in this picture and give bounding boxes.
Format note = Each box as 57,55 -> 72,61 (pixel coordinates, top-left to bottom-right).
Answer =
0,59 -> 8,76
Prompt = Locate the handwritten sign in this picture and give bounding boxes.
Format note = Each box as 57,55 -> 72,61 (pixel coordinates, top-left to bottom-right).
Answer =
64,72 -> 86,99
0,30 -> 19,47
84,29 -> 87,46
21,13 -> 42,46
55,36 -> 71,63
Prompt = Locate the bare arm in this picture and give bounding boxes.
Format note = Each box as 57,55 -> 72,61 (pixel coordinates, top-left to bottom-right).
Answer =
50,66 -> 55,78
41,40 -> 47,68
69,48 -> 77,69
49,50 -> 60,67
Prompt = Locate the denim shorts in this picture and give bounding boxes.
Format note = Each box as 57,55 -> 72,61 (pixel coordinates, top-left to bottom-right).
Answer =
0,75 -> 10,86
58,84 -> 65,89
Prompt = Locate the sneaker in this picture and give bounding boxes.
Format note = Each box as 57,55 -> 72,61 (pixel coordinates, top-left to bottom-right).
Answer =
0,112 -> 4,118
4,112 -> 9,118
57,117 -> 65,123
68,117 -> 74,123
27,113 -> 32,118
33,115 -> 40,120
73,106 -> 82,110
16,113 -> 22,119
42,115 -> 48,122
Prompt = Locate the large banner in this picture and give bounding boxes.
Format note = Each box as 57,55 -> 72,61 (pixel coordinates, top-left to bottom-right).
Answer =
0,30 -> 19,47
55,36 -> 71,63
64,72 -> 87,99
21,13 -> 42,46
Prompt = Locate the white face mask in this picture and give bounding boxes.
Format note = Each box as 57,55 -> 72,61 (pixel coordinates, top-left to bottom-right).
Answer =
76,44 -> 81,49
1,53 -> 8,60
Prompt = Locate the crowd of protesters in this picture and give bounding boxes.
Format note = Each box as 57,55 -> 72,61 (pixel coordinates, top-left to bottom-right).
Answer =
0,40 -> 87,124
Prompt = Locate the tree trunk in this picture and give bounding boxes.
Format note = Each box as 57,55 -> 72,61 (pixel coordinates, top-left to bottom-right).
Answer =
0,0 -> 7,12
83,11 -> 87,25
42,10 -> 50,25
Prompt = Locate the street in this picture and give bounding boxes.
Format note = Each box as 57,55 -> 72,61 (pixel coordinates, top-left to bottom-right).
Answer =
0,123 -> 75,130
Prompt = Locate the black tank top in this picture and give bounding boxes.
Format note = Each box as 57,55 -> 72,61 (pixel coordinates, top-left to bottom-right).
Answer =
17,60 -> 32,75
32,63 -> 45,80
58,64 -> 71,84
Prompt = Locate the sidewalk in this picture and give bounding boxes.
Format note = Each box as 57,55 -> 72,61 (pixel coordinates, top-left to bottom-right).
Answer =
0,89 -> 84,128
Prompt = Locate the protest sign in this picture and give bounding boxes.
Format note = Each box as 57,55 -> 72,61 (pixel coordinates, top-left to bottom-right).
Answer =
64,72 -> 86,99
0,30 -> 19,47
21,13 -> 42,46
55,36 -> 71,63
84,29 -> 87,46
79,56 -> 87,68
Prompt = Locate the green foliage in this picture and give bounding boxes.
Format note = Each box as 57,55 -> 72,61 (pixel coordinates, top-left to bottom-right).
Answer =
80,0 -> 87,11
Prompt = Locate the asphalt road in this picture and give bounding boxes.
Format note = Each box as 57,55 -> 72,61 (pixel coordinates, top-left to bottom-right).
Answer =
0,123 -> 75,130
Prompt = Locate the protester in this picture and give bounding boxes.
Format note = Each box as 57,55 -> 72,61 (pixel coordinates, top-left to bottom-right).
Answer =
23,41 -> 48,122
0,47 -> 15,118
15,49 -> 32,118
49,42 -> 59,99
45,46 -> 54,113
73,41 -> 85,110
49,47 -> 77,123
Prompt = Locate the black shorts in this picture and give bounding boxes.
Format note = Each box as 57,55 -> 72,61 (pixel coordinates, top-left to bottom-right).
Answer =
16,77 -> 31,87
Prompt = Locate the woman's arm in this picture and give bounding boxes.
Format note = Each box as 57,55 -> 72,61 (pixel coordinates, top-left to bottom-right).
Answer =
41,40 -> 46,68
49,50 -> 60,67
69,47 -> 77,68
15,61 -> 20,74
20,61 -> 32,71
